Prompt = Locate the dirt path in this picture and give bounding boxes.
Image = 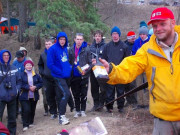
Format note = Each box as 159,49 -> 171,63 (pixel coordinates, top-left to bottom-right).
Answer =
1,88 -> 153,135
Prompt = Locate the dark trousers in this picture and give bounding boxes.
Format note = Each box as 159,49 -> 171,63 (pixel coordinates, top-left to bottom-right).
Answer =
0,99 -> 16,135
71,77 -> 88,112
90,73 -> 106,107
54,78 -> 71,116
106,84 -> 125,110
42,87 -> 48,112
43,78 -> 57,115
125,80 -> 137,104
16,93 -> 20,117
20,99 -> 37,128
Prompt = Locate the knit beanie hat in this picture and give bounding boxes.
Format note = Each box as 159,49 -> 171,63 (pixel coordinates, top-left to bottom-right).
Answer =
24,60 -> 34,67
111,26 -> 121,37
139,26 -> 149,35
140,21 -> 148,28
127,31 -> 136,39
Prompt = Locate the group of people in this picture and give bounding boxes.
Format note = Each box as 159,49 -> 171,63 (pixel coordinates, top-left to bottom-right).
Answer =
0,47 -> 42,134
0,7 -> 180,135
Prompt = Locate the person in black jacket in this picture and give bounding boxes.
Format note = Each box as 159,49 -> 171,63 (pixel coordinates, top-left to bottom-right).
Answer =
19,60 -> 43,132
89,30 -> 106,111
124,31 -> 138,107
102,26 -> 130,113
0,49 -> 21,135
68,33 -> 92,118
38,38 -> 57,118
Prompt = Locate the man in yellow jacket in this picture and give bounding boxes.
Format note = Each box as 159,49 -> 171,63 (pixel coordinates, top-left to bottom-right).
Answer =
94,7 -> 180,135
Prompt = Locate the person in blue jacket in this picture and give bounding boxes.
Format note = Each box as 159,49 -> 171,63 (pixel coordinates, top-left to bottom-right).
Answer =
47,32 -> 72,125
68,33 -> 92,118
132,26 -> 150,55
19,60 -> 43,132
12,50 -> 26,118
0,49 -> 21,135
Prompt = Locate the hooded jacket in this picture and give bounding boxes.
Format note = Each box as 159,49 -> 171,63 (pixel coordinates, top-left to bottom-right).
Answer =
132,36 -> 150,55
107,25 -> 180,121
68,41 -> 92,78
47,32 -> 72,78
0,50 -> 21,102
19,46 -> 32,61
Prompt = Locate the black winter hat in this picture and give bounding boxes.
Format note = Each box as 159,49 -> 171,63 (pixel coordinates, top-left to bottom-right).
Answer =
16,50 -> 24,58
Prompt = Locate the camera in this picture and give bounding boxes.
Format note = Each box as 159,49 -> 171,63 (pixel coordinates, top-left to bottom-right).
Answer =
4,82 -> 12,89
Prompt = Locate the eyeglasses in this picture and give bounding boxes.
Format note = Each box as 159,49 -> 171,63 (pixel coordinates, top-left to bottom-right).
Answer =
3,55 -> 10,57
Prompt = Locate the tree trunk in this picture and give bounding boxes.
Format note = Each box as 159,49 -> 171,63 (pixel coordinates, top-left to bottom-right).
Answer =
18,0 -> 28,43
0,0 -> 3,15
7,0 -> 12,36
34,0 -> 41,49
34,32 -> 41,50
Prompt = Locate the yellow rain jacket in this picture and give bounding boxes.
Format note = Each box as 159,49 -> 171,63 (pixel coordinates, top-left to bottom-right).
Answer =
108,25 -> 180,121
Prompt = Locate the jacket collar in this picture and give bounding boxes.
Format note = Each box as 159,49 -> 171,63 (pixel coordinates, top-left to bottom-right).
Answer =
156,32 -> 178,49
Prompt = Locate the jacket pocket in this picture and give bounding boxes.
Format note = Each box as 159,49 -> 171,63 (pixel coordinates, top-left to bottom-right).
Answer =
62,62 -> 72,78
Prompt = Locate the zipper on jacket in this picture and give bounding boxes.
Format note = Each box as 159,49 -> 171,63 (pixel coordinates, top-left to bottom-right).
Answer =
20,89 -> 23,96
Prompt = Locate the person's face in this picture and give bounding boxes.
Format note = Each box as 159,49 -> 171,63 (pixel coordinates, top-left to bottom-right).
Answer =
152,19 -> 175,42
25,63 -> 33,71
128,37 -> 136,44
3,52 -> 10,64
22,50 -> 27,56
45,41 -> 53,50
112,32 -> 120,43
94,34 -> 102,44
139,34 -> 148,41
59,37 -> 66,47
17,57 -> 24,62
75,35 -> 84,48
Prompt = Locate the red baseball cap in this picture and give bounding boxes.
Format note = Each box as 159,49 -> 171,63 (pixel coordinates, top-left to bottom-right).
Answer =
148,7 -> 174,25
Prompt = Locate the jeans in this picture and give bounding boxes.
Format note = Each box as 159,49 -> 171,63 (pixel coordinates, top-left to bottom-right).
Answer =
20,99 -> 37,128
105,83 -> 125,110
54,78 -> 71,116
0,99 -> 16,135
